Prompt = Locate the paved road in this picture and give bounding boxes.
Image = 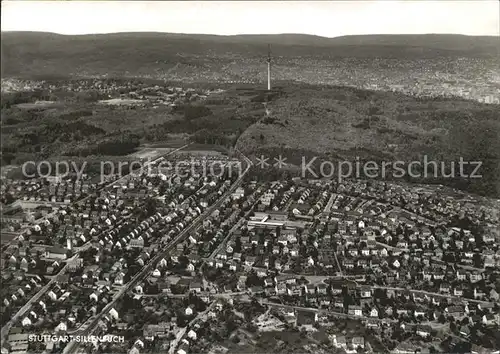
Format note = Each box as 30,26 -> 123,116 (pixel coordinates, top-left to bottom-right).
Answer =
63,150 -> 253,354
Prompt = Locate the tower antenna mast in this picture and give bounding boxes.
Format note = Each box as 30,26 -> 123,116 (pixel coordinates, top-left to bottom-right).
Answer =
267,44 -> 272,91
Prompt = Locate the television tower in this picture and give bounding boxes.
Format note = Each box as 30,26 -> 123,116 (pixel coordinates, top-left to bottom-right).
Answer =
267,44 -> 272,91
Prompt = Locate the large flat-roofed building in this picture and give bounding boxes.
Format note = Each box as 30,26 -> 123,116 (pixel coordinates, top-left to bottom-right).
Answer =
247,220 -> 285,229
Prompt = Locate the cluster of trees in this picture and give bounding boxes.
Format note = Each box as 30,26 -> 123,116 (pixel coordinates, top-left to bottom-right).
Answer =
172,103 -> 212,120
3,120 -> 106,155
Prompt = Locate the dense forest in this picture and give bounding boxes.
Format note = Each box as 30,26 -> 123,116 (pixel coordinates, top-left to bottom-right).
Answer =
1,82 -> 499,197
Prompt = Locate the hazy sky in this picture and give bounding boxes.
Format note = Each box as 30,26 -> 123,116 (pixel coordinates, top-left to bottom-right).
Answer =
2,1 -> 499,37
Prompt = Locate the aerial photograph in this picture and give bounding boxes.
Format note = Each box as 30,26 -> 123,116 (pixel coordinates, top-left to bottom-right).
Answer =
0,1 -> 499,353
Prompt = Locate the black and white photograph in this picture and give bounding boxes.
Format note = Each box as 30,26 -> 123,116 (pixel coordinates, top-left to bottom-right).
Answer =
1,1 -> 499,353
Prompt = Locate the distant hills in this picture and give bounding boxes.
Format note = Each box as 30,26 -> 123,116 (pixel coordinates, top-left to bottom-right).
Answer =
235,84 -> 500,197
2,32 -> 499,79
